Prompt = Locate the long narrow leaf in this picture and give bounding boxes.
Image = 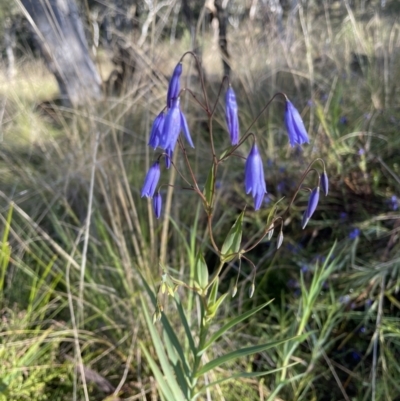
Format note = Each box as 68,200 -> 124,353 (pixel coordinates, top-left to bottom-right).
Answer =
141,298 -> 185,401
193,362 -> 299,399
196,335 -> 307,377
175,295 -> 196,357
199,299 -> 274,355
140,343 -> 176,401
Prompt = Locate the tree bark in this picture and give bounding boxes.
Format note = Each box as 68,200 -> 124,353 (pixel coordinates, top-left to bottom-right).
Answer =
21,0 -> 102,107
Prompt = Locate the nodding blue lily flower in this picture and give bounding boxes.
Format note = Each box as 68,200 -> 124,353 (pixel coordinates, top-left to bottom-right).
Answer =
302,187 -> 320,229
225,86 -> 239,145
160,98 -> 181,151
284,100 -> 310,147
167,62 -> 182,108
148,112 -> 165,150
153,193 -> 162,219
245,143 -> 267,210
321,171 -> 329,196
141,161 -> 161,198
160,98 -> 194,154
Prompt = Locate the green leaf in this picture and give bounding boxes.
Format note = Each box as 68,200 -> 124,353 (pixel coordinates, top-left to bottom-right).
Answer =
193,362 -> 299,398
140,343 -> 177,401
199,299 -> 274,355
195,251 -> 208,290
195,335 -> 304,377
163,330 -> 189,398
140,297 -> 186,401
203,165 -> 215,207
175,295 -> 196,357
219,145 -> 236,161
206,293 -> 228,321
221,211 -> 244,262
208,279 -> 219,306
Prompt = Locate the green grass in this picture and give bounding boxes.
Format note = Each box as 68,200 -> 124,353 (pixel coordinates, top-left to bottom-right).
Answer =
0,2 -> 400,400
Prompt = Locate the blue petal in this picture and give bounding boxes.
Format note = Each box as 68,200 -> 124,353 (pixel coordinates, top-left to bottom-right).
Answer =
306,187 -> 320,219
321,172 -> 329,196
166,63 -> 182,108
141,161 -> 161,198
160,98 -> 181,151
153,193 -> 162,218
225,87 -> 239,145
180,111 -> 194,148
148,112 -> 165,149
165,148 -> 173,169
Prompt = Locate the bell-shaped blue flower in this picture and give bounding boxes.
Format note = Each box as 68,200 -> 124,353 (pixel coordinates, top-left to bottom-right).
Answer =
321,171 -> 329,196
225,86 -> 239,145
153,193 -> 162,219
302,187 -> 320,229
141,161 -> 160,198
148,112 -> 165,150
167,62 -> 182,108
160,98 -> 181,151
160,98 -> 194,153
284,100 -> 310,147
245,143 -> 267,210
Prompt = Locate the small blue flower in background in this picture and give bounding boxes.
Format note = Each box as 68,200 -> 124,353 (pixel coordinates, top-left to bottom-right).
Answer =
300,264 -> 309,273
245,143 -> 267,210
225,86 -> 239,145
153,193 -> 162,219
339,294 -> 350,304
349,228 -> 360,240
339,116 -> 348,125
358,148 -> 365,156
141,161 -> 161,198
351,350 -> 361,362
340,212 -> 348,220
148,112 -> 165,149
389,195 -> 398,211
302,187 -> 320,229
284,100 -> 310,147
166,62 -> 182,108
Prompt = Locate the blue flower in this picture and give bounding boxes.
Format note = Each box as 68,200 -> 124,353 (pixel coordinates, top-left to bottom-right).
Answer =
160,98 -> 194,154
225,86 -> 239,145
321,171 -> 329,196
389,195 -> 398,211
245,143 -> 267,210
148,112 -> 165,149
153,193 -> 162,218
166,62 -> 182,108
302,187 -> 320,229
349,228 -> 360,239
141,161 -> 160,198
160,98 -> 181,150
284,100 -> 310,147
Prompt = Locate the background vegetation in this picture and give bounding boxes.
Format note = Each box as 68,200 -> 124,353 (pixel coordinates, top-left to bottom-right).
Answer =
0,0 -> 400,400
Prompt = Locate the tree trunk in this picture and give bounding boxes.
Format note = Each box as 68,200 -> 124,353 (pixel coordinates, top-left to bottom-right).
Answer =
21,0 -> 102,107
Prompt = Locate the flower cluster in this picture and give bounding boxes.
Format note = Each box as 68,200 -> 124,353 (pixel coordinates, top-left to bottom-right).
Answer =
141,56 -> 325,237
